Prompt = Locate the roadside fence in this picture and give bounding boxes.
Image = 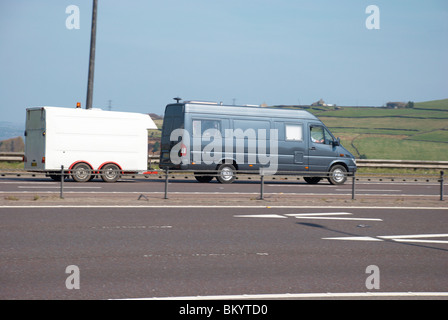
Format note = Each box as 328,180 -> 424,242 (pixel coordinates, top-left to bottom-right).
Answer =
0,167 -> 445,202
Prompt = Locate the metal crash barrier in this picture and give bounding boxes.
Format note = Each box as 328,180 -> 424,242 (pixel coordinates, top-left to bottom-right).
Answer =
0,168 -> 445,201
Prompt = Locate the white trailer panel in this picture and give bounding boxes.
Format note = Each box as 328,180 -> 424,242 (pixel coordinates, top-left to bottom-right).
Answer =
24,106 -> 157,182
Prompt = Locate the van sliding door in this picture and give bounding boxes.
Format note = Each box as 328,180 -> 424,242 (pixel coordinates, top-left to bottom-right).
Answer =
275,122 -> 308,173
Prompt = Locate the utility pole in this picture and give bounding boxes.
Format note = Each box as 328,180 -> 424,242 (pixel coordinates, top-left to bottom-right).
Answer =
86,0 -> 98,109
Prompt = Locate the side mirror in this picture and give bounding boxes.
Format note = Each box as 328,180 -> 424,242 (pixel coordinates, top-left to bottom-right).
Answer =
333,137 -> 340,146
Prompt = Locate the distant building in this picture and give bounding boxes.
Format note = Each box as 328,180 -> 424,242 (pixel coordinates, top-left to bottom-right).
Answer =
311,99 -> 334,107
311,99 -> 326,107
386,102 -> 407,109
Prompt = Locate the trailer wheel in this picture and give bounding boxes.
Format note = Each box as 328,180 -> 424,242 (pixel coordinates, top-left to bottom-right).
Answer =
216,164 -> 236,184
100,163 -> 121,183
71,163 -> 92,182
328,164 -> 347,185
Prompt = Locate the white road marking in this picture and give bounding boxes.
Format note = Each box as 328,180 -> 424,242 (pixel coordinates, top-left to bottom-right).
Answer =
118,291 -> 448,300
285,212 -> 353,216
379,233 -> 448,239
234,212 -> 383,221
0,182 -> 58,184
143,252 -> 269,258
323,236 -> 383,241
379,233 -> 448,244
295,216 -> 383,221
91,225 -> 172,230
323,233 -> 448,244
233,214 -> 287,218
17,186 -> 102,189
392,239 -> 448,244
336,189 -> 402,192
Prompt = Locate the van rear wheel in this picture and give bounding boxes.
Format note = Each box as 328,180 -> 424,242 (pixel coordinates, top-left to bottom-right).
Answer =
216,164 -> 236,184
304,177 -> 321,184
195,174 -> 214,183
328,165 -> 347,185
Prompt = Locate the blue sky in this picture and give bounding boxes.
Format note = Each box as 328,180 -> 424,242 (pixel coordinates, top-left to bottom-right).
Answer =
0,0 -> 447,124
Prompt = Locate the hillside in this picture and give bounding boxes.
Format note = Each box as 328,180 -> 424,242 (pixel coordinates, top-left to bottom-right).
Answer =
0,136 -> 24,152
309,99 -> 448,161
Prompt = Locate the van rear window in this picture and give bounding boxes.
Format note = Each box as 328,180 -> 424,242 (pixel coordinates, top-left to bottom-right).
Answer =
162,116 -> 184,138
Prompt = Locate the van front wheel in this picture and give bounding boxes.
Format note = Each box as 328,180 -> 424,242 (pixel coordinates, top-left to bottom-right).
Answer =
328,165 -> 347,185
216,164 -> 236,184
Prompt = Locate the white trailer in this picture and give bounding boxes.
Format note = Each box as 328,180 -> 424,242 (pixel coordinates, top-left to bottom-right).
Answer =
24,106 -> 157,182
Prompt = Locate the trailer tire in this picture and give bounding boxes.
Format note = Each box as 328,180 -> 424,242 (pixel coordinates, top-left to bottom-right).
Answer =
100,163 -> 121,183
216,164 -> 236,184
71,163 -> 92,182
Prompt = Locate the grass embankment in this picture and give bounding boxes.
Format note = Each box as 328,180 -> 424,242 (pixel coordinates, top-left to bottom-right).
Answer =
311,99 -> 448,161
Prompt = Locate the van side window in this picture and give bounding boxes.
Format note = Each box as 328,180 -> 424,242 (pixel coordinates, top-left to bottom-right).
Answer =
193,119 -> 221,137
310,126 -> 333,144
285,124 -> 303,141
233,119 -> 270,140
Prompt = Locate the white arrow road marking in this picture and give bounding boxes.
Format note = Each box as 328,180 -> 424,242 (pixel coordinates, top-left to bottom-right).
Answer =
234,212 -> 383,221
288,212 -> 383,221
379,233 -> 448,244
323,233 -> 448,244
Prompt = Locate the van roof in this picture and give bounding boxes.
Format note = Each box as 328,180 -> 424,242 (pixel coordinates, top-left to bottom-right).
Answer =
168,102 -> 319,121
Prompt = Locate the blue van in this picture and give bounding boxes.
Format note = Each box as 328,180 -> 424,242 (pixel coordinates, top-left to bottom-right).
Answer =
159,100 -> 356,184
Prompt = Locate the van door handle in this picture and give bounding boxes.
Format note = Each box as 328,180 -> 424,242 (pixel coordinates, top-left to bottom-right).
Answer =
309,147 -> 316,150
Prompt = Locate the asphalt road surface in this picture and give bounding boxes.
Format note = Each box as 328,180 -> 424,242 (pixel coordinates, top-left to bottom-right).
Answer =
1,175 -> 447,302
1,200 -> 447,300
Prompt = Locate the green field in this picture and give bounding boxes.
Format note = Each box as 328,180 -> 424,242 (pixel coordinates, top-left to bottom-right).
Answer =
309,99 -> 448,160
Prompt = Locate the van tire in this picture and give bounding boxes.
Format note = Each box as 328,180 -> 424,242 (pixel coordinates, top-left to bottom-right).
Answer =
49,173 -> 69,182
328,164 -> 347,185
216,164 -> 236,184
71,163 -> 92,182
304,177 -> 321,184
195,174 -> 214,183
100,163 -> 121,183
